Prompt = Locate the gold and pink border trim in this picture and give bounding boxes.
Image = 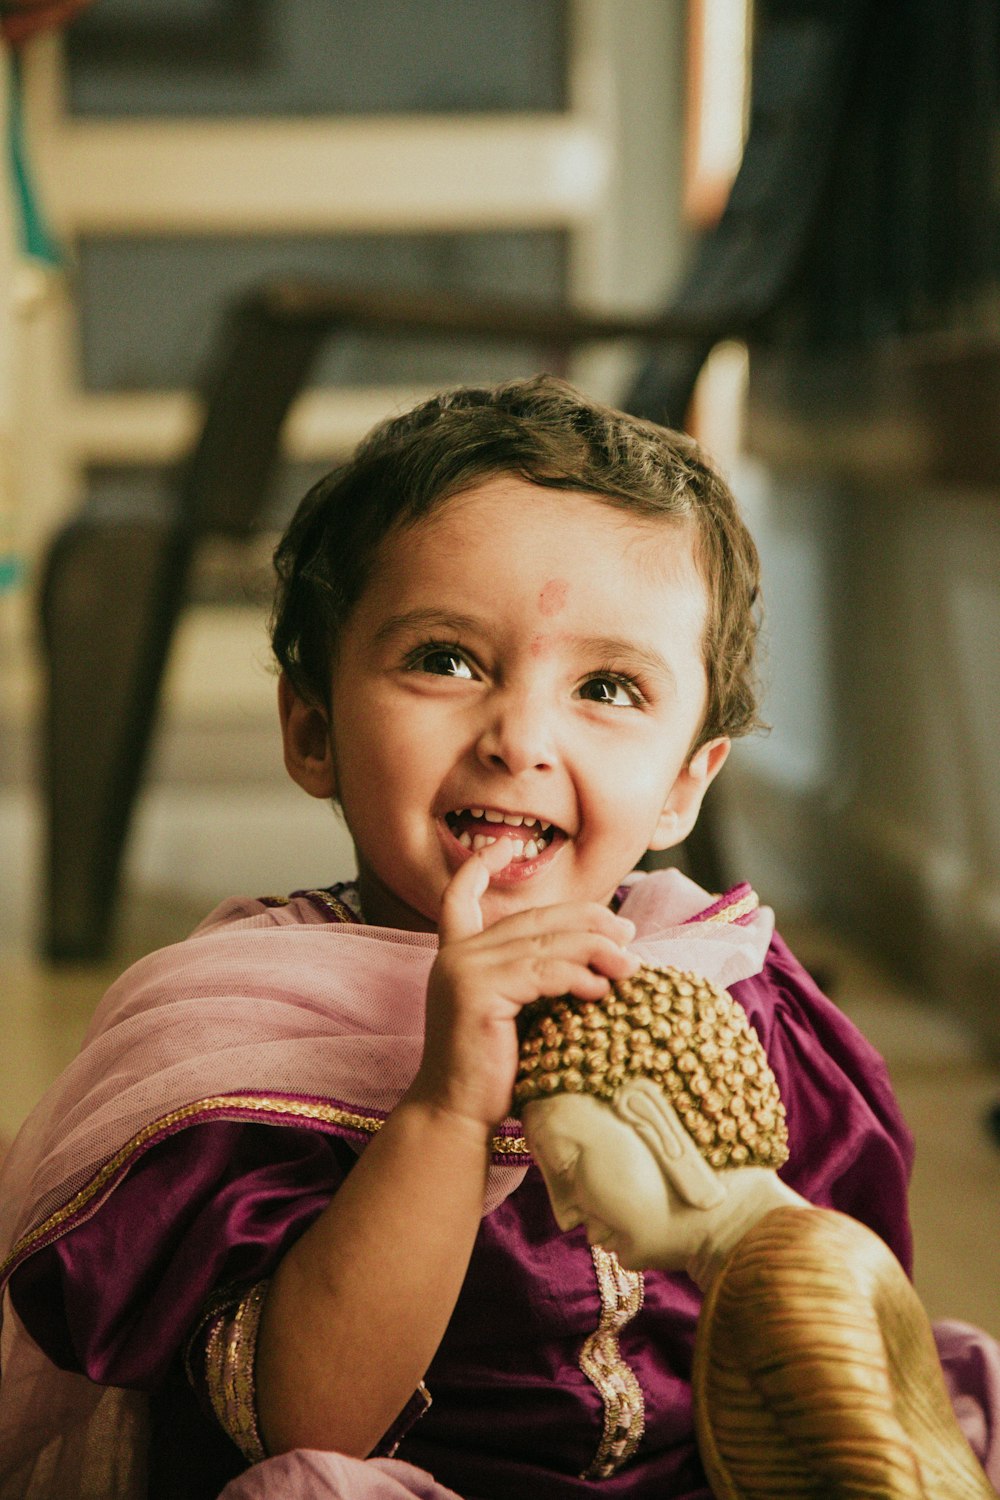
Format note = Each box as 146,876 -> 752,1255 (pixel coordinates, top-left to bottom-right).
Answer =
1,1092 -> 528,1286
686,881 -> 760,927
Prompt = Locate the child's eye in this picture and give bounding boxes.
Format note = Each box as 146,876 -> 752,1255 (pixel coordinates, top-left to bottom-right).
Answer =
408,645 -> 475,679
576,674 -> 643,708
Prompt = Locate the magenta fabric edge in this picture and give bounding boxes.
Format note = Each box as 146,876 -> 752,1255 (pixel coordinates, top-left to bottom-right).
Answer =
683,881 -> 755,925
0,1092 -> 389,1289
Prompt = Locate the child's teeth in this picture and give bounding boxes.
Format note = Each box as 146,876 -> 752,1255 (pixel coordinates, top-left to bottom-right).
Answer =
454,807 -> 555,857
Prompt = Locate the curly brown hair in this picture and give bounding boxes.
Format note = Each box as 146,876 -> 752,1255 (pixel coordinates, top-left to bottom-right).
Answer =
270,375 -> 763,747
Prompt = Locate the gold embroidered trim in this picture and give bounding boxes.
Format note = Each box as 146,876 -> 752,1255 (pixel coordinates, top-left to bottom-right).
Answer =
1,1094 -> 529,1281
0,1095 -> 380,1277
578,1246 -> 645,1479
203,1280 -> 268,1463
299,888 -> 363,923
699,889 -> 759,924
381,1380 -> 434,1458
491,1131 -> 528,1156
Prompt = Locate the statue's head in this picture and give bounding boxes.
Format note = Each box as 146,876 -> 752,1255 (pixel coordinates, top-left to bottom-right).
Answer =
514,965 -> 789,1270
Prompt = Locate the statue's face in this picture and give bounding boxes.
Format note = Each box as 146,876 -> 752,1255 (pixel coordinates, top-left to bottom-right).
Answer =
522,1091 -> 694,1271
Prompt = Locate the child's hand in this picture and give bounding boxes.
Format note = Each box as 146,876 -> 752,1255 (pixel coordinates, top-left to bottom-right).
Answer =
408,843 -> 638,1132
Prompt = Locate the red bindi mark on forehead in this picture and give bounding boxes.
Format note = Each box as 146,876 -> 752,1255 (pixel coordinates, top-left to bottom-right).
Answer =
538,579 -> 569,616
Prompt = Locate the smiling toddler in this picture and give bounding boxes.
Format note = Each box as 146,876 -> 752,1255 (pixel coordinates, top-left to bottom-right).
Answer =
2,377 -> 994,1500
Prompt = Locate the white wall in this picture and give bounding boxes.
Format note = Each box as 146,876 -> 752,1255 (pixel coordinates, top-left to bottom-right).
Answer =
725,457 -> 1000,1053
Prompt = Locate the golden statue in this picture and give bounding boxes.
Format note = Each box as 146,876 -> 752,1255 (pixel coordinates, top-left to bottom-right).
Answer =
515,966 -> 997,1499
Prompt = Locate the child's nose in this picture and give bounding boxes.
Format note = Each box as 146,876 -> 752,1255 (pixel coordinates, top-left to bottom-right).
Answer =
475,690 -> 556,775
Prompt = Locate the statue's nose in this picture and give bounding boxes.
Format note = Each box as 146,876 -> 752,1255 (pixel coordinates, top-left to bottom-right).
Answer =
555,1202 -> 582,1232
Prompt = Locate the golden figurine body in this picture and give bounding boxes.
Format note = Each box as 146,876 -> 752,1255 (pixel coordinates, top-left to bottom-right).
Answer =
516,966 -> 997,1499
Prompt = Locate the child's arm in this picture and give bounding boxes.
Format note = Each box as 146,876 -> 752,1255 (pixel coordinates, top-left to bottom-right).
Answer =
255,842 -> 637,1459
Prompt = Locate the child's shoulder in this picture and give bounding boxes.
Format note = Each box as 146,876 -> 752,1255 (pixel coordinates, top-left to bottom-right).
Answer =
191,883 -> 364,936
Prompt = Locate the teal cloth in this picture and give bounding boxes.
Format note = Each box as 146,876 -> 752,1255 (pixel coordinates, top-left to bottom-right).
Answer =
6,49 -> 62,266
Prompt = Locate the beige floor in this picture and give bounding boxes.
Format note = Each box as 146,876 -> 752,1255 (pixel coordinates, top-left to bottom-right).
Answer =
2,893 -> 998,1339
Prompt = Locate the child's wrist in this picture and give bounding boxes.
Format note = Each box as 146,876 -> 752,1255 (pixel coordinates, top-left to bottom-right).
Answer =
395,1089 -> 496,1154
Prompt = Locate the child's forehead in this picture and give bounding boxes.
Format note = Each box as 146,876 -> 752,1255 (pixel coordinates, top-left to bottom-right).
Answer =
399,473 -> 699,572
358,478 -> 710,654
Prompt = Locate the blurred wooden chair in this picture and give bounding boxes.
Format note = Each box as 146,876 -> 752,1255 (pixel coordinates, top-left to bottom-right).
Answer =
38,1 -> 868,958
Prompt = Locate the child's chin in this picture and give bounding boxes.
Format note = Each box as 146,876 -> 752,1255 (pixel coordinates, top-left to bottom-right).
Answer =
478,883 -> 539,914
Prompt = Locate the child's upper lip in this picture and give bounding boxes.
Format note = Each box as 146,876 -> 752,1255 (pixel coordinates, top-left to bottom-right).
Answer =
444,804 -> 564,834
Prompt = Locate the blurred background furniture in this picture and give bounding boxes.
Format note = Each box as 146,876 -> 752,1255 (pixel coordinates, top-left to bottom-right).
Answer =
37,0 -> 871,959
5,0 -> 997,1079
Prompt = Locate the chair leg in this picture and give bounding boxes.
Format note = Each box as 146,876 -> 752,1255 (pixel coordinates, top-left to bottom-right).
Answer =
39,518 -> 190,960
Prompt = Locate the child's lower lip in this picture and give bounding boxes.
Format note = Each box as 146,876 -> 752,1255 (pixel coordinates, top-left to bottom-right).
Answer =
439,821 -> 564,879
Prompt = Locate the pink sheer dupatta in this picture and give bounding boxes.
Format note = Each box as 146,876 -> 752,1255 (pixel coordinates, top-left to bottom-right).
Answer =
0,871 -> 773,1499
217,1451 -> 466,1500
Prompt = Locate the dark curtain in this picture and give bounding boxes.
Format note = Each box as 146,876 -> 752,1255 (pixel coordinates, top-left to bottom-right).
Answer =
771,0 -> 1000,348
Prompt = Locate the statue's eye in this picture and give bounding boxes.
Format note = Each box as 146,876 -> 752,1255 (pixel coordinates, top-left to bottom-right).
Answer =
549,1147 -> 580,1179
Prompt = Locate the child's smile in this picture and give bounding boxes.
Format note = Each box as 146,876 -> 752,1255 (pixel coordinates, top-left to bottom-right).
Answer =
442,807 -> 560,867
285,474 -> 729,932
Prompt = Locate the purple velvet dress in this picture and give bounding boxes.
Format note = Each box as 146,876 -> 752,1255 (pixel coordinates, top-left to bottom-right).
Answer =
7,931 -> 916,1500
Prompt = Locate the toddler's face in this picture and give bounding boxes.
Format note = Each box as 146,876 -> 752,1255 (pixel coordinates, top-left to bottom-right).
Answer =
289,474 -> 728,931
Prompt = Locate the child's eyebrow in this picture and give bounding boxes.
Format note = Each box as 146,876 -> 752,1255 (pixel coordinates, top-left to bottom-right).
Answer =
372,608 -> 481,647
581,637 -> 677,690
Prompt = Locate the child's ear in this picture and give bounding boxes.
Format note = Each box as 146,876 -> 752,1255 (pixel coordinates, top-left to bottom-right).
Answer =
649,736 -> 730,851
278,673 -> 336,800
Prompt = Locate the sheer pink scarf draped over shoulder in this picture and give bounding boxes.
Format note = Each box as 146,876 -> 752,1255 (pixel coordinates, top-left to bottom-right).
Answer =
0,870 -> 772,1500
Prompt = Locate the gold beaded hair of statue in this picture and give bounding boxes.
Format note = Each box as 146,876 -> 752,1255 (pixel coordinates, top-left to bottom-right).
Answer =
513,964 -> 789,1172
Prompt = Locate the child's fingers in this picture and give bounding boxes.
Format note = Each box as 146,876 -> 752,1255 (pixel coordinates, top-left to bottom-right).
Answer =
438,842 -> 515,944
499,928 -> 640,998
494,947 -> 633,1006
464,898 -> 635,950
523,901 -> 635,948
444,928 -> 638,1012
